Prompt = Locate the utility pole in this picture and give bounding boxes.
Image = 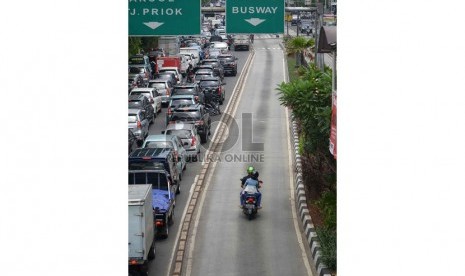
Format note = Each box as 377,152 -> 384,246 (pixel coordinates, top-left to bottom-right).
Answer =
314,2 -> 324,69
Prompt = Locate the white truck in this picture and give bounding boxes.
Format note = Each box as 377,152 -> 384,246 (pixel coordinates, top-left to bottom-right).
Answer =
179,47 -> 201,67
157,36 -> 180,56
128,185 -> 156,276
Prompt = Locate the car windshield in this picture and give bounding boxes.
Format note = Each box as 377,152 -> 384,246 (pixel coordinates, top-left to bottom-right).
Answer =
144,141 -> 174,149
156,73 -> 170,78
129,57 -> 145,65
128,101 -> 142,108
131,92 -> 150,97
203,61 -> 218,66
218,57 -> 234,62
166,129 -> 192,139
200,81 -> 219,87
128,172 -> 169,190
129,67 -> 143,73
173,88 -> 195,94
159,69 -> 175,74
148,83 -> 166,89
171,111 -> 201,121
128,115 -> 138,123
171,99 -> 193,107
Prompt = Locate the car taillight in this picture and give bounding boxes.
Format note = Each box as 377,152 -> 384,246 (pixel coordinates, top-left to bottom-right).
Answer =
167,107 -> 172,114
217,87 -> 221,95
137,121 -> 142,129
191,136 -> 196,146
174,150 -> 178,161
166,88 -> 171,96
150,98 -> 154,103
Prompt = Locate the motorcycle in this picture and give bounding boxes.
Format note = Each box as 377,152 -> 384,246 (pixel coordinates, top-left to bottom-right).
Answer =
240,180 -> 263,220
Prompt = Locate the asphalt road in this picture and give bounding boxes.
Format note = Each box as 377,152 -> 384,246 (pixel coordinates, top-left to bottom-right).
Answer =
146,48 -> 252,276
186,38 -> 313,276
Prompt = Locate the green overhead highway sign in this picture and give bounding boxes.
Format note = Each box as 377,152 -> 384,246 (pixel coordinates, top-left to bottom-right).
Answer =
226,0 -> 284,34
129,0 -> 200,36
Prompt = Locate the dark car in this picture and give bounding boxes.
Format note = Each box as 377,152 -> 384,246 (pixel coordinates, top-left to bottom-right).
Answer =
199,59 -> 224,81
198,76 -> 226,104
128,94 -> 156,124
129,64 -> 152,82
171,83 -> 204,103
154,72 -> 178,86
168,104 -> 211,143
128,129 -> 139,154
217,54 -> 238,76
129,147 -> 181,189
194,70 -> 215,82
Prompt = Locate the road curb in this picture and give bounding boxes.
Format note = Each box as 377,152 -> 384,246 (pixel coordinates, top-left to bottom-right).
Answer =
281,40 -> 332,276
170,50 -> 256,276
289,116 -> 332,276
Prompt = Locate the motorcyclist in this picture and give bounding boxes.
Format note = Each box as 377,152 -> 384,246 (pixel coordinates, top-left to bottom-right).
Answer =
204,89 -> 221,114
240,168 -> 262,208
240,166 -> 255,187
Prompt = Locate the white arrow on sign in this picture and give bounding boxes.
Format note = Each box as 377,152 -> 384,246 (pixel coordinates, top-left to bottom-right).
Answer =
244,18 -> 266,26
143,22 -> 164,30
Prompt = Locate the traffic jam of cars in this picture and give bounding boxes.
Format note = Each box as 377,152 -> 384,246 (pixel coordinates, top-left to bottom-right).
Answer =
128,13 -> 251,276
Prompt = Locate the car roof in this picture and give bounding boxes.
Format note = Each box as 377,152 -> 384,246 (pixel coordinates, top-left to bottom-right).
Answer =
131,88 -> 154,92
128,94 -> 145,100
173,103 -> 202,112
129,148 -> 173,159
199,76 -> 221,81
170,95 -> 196,99
129,64 -> 148,68
166,123 -> 196,130
128,108 -> 142,114
174,84 -> 197,88
151,79 -> 169,83
144,134 -> 177,142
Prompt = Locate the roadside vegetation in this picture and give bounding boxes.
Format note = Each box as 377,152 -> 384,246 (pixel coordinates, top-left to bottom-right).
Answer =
128,37 -> 159,56
279,36 -> 337,272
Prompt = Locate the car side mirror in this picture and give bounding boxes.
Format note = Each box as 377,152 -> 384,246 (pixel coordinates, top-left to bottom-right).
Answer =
235,57 -> 238,60
161,130 -> 165,134
222,81 -> 226,85
183,142 -> 189,146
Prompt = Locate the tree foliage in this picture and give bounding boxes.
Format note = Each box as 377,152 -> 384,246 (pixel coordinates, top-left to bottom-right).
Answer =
128,37 -> 142,56
277,63 -> 332,153
279,47 -> 337,274
285,36 -> 314,67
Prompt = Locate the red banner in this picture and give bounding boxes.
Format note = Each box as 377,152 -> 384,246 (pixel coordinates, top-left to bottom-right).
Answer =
329,93 -> 337,159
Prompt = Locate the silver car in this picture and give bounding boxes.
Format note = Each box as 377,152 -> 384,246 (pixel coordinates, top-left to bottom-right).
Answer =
147,80 -> 172,106
163,123 -> 201,162
128,108 -> 150,145
129,87 -> 162,114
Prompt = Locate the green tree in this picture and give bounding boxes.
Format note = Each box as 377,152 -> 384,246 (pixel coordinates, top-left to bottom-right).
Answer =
128,37 -> 142,56
285,36 -> 314,67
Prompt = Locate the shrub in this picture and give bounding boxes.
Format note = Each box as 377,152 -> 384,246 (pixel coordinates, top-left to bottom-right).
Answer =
316,226 -> 337,271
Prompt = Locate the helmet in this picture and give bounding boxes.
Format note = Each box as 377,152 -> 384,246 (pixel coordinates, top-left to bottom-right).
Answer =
247,166 -> 254,174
